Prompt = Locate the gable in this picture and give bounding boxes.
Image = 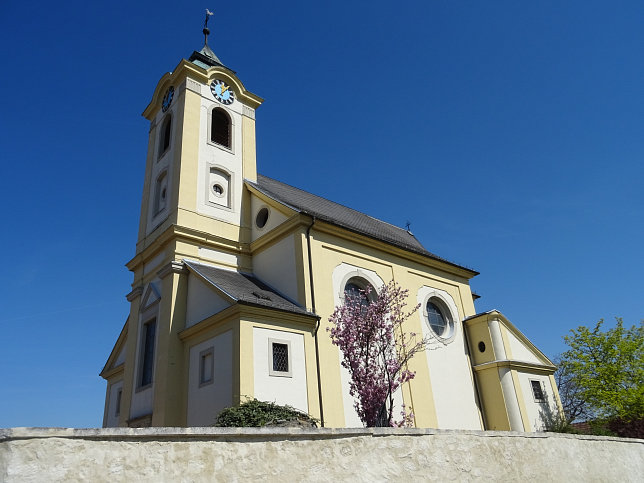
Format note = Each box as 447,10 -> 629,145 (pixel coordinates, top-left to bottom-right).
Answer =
141,283 -> 161,311
100,318 -> 128,379
186,273 -> 232,329
249,191 -> 293,242
500,318 -> 555,368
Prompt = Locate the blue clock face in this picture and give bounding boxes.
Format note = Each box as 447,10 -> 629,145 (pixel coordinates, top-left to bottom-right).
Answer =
162,86 -> 174,112
210,79 -> 235,105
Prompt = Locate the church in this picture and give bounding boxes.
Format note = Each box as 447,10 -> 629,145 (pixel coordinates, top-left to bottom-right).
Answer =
100,23 -> 563,431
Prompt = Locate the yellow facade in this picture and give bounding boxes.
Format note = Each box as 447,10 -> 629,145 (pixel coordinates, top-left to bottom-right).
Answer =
100,37 -> 562,431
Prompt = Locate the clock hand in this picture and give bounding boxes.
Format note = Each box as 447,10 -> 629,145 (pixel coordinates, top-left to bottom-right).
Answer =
220,85 -> 230,94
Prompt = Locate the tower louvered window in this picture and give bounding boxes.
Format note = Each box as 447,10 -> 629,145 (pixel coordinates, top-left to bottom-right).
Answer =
211,108 -> 231,148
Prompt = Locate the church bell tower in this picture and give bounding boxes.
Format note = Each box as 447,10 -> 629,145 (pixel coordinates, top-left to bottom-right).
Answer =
134,17 -> 263,273
113,17 -> 264,427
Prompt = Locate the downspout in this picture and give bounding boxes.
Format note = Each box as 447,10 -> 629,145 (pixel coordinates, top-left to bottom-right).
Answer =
306,216 -> 325,427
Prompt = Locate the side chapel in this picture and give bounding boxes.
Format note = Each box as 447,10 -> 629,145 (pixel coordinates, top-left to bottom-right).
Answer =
100,24 -> 563,431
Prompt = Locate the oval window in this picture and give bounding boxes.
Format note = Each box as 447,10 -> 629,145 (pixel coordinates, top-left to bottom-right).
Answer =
256,207 -> 269,228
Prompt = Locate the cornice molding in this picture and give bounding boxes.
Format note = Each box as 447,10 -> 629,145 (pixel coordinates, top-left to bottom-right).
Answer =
179,303 -> 317,342
126,286 -> 143,302
100,363 -> 125,380
313,220 -> 477,280
250,214 -> 309,254
472,359 -> 556,374
143,60 -> 263,120
128,223 -> 250,272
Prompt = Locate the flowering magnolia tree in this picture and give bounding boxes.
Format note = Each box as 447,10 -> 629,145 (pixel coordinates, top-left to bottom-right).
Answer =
328,281 -> 429,427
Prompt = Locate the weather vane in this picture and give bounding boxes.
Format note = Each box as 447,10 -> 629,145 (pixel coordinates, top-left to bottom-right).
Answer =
405,221 -> 412,232
203,9 -> 214,44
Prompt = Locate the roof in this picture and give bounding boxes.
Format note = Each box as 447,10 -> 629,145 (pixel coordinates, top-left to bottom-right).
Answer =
247,175 -> 478,275
184,260 -> 316,318
188,43 -> 226,69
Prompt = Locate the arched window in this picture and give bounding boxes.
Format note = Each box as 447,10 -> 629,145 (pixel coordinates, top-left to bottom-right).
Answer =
154,171 -> 168,214
344,277 -> 377,306
211,108 -> 231,148
159,115 -> 172,155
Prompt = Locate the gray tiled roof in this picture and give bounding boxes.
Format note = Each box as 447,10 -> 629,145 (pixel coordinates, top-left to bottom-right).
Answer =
184,260 -> 316,318
247,175 -> 477,274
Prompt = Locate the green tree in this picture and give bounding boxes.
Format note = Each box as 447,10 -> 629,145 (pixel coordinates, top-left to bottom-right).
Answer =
560,318 -> 643,421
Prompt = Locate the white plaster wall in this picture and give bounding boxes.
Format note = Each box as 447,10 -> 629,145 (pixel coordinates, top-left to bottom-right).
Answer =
252,235 -> 299,303
198,247 -> 240,267
3,428 -> 642,483
186,331 -> 233,427
185,274 -> 231,328
104,381 -> 123,428
331,263 -> 385,427
518,372 -> 560,431
250,195 -> 289,241
252,327 -> 308,413
194,79 -> 246,226
417,286 -> 482,430
507,330 -> 543,364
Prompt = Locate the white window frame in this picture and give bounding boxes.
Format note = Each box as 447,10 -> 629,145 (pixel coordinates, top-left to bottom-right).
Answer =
268,338 -> 292,378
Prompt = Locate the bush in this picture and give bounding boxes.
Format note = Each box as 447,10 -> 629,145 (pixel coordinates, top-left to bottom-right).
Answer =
215,398 -> 318,427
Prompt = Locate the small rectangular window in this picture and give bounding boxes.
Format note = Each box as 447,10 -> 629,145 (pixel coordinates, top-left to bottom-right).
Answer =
531,380 -> 545,403
199,348 -> 214,387
268,339 -> 292,377
115,388 -> 122,417
140,319 -> 157,387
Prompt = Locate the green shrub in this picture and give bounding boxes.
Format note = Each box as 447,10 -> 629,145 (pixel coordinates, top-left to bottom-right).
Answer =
215,398 -> 318,427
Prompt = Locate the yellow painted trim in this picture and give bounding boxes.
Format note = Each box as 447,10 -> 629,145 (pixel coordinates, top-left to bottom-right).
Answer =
241,116 -> 257,182
549,374 -> 565,417
476,367 -> 510,430
510,369 -> 532,432
238,319 -> 254,403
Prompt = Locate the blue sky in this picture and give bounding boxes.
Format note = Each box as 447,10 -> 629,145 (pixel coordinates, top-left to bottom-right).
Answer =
1,1 -> 642,428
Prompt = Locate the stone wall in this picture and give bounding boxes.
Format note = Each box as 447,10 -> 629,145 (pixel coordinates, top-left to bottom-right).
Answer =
1,427 -> 642,482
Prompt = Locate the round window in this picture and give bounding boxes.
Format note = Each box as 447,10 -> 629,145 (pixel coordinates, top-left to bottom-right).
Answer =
212,184 -> 224,197
426,300 -> 454,338
255,207 -> 269,228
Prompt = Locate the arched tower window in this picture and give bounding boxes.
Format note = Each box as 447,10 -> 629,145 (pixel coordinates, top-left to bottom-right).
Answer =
159,115 -> 172,156
211,108 -> 231,148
